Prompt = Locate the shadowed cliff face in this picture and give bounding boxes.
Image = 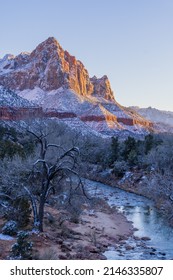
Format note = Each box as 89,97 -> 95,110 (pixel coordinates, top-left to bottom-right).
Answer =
0,106 -> 43,120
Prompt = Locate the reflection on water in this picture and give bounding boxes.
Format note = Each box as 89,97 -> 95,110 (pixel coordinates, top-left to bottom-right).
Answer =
85,179 -> 173,259
121,205 -> 173,255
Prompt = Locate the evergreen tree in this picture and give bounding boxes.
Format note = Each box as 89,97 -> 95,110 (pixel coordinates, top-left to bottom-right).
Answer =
110,136 -> 120,164
144,134 -> 154,154
0,125 -> 35,159
11,231 -> 32,260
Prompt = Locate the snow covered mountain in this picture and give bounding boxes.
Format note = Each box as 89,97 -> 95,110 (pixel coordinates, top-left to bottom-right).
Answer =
130,106 -> 173,133
0,37 -> 152,136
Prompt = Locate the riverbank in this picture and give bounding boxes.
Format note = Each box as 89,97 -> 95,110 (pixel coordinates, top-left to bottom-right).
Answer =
80,162 -> 173,226
84,179 -> 173,259
0,195 -> 134,260
30,198 -> 136,260
1,177 -> 172,259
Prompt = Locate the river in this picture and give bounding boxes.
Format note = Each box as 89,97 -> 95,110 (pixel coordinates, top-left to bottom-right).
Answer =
85,179 -> 173,260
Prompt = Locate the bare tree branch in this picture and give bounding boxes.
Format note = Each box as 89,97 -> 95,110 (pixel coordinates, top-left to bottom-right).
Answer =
0,193 -> 13,200
47,143 -> 66,153
23,129 -> 86,232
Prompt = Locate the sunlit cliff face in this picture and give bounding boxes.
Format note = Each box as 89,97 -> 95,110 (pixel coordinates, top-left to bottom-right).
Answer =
99,104 -> 123,129
0,37 -> 115,101
0,37 -> 153,133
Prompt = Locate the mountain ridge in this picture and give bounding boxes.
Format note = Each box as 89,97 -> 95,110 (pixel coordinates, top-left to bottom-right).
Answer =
0,37 -> 114,100
0,37 -> 153,136
130,106 -> 173,133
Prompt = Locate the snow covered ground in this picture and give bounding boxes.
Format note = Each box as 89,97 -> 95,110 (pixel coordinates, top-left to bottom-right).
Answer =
0,233 -> 14,241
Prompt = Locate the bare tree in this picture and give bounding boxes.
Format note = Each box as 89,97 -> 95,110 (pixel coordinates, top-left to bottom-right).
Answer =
25,129 -> 85,232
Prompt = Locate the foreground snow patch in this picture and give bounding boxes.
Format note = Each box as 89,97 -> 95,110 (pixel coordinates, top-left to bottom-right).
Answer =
0,233 -> 14,241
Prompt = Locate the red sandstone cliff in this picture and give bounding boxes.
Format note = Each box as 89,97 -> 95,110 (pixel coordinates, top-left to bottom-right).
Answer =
0,38 -> 152,133
0,37 -> 110,98
0,106 -> 43,121
90,75 -> 114,101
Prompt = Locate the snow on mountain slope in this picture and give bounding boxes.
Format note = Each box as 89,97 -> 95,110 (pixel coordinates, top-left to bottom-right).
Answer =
0,86 -> 35,107
131,106 -> 173,126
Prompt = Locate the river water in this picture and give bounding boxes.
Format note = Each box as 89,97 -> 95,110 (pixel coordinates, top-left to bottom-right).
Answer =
85,179 -> 173,260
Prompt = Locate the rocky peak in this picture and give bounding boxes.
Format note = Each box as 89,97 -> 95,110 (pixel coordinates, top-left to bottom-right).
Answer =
39,36 -> 59,47
0,54 -> 15,61
0,54 -> 15,72
0,37 -> 115,100
30,37 -> 60,60
90,75 -> 115,101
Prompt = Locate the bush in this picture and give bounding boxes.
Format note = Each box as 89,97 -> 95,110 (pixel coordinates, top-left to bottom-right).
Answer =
10,231 -> 33,260
13,197 -> 31,227
112,160 -> 128,178
4,196 -> 31,228
2,220 -> 18,236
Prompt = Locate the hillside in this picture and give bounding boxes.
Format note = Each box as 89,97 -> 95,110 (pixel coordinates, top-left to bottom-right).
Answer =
130,106 -> 173,133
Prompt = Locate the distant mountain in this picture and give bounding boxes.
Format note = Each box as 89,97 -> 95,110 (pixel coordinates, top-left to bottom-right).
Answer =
0,37 -> 152,136
130,106 -> 173,132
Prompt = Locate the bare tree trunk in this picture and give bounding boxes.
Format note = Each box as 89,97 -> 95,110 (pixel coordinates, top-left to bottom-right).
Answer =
27,129 -> 81,232
38,183 -> 48,232
24,186 -> 39,228
38,194 -> 45,232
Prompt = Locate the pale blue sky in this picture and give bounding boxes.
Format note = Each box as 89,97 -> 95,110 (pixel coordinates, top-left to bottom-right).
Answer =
0,0 -> 173,111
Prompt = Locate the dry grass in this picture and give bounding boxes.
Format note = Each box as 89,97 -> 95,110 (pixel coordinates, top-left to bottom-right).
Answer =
36,247 -> 59,260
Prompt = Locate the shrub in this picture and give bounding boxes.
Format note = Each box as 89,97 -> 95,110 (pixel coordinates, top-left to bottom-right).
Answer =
4,197 -> 31,228
10,231 -> 33,260
13,197 -> 31,227
2,220 -> 18,236
112,160 -> 128,178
